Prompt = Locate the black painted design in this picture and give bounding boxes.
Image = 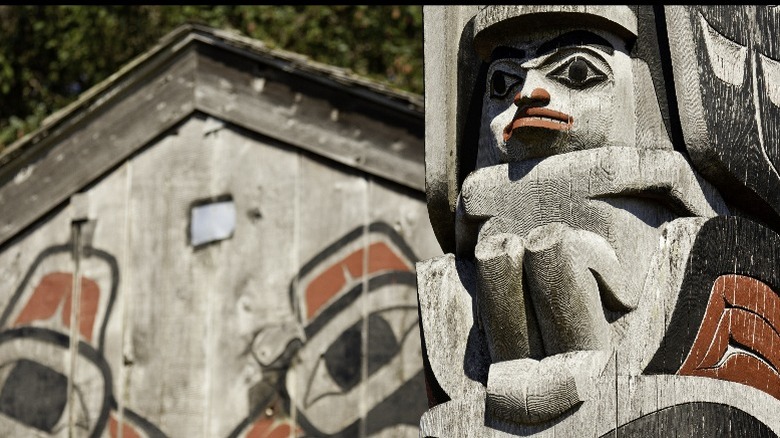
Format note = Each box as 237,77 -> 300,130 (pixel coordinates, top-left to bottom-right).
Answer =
323,314 -> 400,393
668,6 -> 780,225
0,327 -> 111,438
600,402 -> 776,437
366,314 -> 401,377
108,397 -> 168,438
0,359 -> 68,432
365,370 -> 428,436
324,320 -> 363,391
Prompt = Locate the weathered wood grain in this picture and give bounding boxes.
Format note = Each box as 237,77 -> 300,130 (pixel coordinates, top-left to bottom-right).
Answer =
423,6 -> 482,255
665,5 -> 780,225
419,4 -> 780,436
195,48 -> 424,194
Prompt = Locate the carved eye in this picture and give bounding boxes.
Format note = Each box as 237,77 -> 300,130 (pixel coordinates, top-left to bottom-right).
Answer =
547,56 -> 608,89
0,332 -> 110,436
490,69 -> 523,98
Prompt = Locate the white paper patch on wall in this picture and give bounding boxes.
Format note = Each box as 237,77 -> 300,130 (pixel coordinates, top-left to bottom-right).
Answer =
190,196 -> 236,247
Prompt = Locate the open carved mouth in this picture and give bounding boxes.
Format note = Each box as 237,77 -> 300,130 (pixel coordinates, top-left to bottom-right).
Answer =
503,107 -> 573,141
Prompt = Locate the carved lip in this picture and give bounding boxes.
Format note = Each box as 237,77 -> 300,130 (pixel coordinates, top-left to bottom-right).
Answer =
503,107 -> 573,141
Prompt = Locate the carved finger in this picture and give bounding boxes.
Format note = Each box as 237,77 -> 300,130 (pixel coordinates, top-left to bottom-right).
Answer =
485,351 -> 607,425
475,232 -> 540,362
523,223 -> 614,354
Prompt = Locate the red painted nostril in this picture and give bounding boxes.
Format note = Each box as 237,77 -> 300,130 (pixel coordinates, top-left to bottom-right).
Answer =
514,88 -> 551,106
530,88 -> 551,103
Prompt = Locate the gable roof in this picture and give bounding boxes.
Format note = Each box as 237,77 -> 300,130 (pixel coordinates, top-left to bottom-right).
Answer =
0,24 -> 424,247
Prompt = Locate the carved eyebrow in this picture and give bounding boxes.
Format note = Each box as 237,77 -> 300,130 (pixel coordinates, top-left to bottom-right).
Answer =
535,30 -> 615,57
490,46 -> 526,62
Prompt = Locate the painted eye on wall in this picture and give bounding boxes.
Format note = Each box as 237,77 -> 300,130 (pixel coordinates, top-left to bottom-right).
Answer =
289,283 -> 421,436
490,70 -> 523,98
0,329 -> 111,437
285,222 -> 425,436
320,313 -> 400,394
547,56 -> 608,89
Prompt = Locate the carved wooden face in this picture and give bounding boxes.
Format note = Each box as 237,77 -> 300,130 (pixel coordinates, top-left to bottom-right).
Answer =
477,30 -> 634,167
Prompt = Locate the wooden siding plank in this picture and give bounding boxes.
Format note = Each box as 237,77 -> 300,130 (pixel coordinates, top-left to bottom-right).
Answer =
194,51 -> 424,193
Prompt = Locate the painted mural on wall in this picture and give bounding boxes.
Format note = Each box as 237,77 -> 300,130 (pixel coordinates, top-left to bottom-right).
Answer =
229,222 -> 426,437
0,222 -> 425,437
0,244 -> 164,437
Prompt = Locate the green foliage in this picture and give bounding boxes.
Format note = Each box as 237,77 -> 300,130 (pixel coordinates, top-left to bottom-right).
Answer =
0,6 -> 423,149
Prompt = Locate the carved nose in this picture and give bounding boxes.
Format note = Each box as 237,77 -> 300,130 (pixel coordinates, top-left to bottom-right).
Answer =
514,87 -> 551,107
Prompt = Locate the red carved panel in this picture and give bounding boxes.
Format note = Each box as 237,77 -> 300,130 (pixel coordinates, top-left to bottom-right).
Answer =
679,274 -> 780,399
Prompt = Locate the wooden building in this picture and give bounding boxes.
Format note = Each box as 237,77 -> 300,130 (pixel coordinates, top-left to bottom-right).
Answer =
0,25 -> 439,437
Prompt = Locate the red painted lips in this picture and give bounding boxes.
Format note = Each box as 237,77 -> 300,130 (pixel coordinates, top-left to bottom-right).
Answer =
503,107 -> 573,142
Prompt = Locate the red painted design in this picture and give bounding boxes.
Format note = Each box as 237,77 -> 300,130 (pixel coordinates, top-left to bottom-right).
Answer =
245,416 -> 301,438
305,242 -> 411,320
680,274 -> 780,399
109,412 -> 143,438
14,272 -> 101,342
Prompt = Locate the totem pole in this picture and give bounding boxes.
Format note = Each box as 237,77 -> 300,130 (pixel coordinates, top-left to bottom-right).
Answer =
418,6 -> 780,436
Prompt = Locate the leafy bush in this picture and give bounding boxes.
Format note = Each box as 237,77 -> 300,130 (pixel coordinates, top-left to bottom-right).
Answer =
0,6 -> 423,149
